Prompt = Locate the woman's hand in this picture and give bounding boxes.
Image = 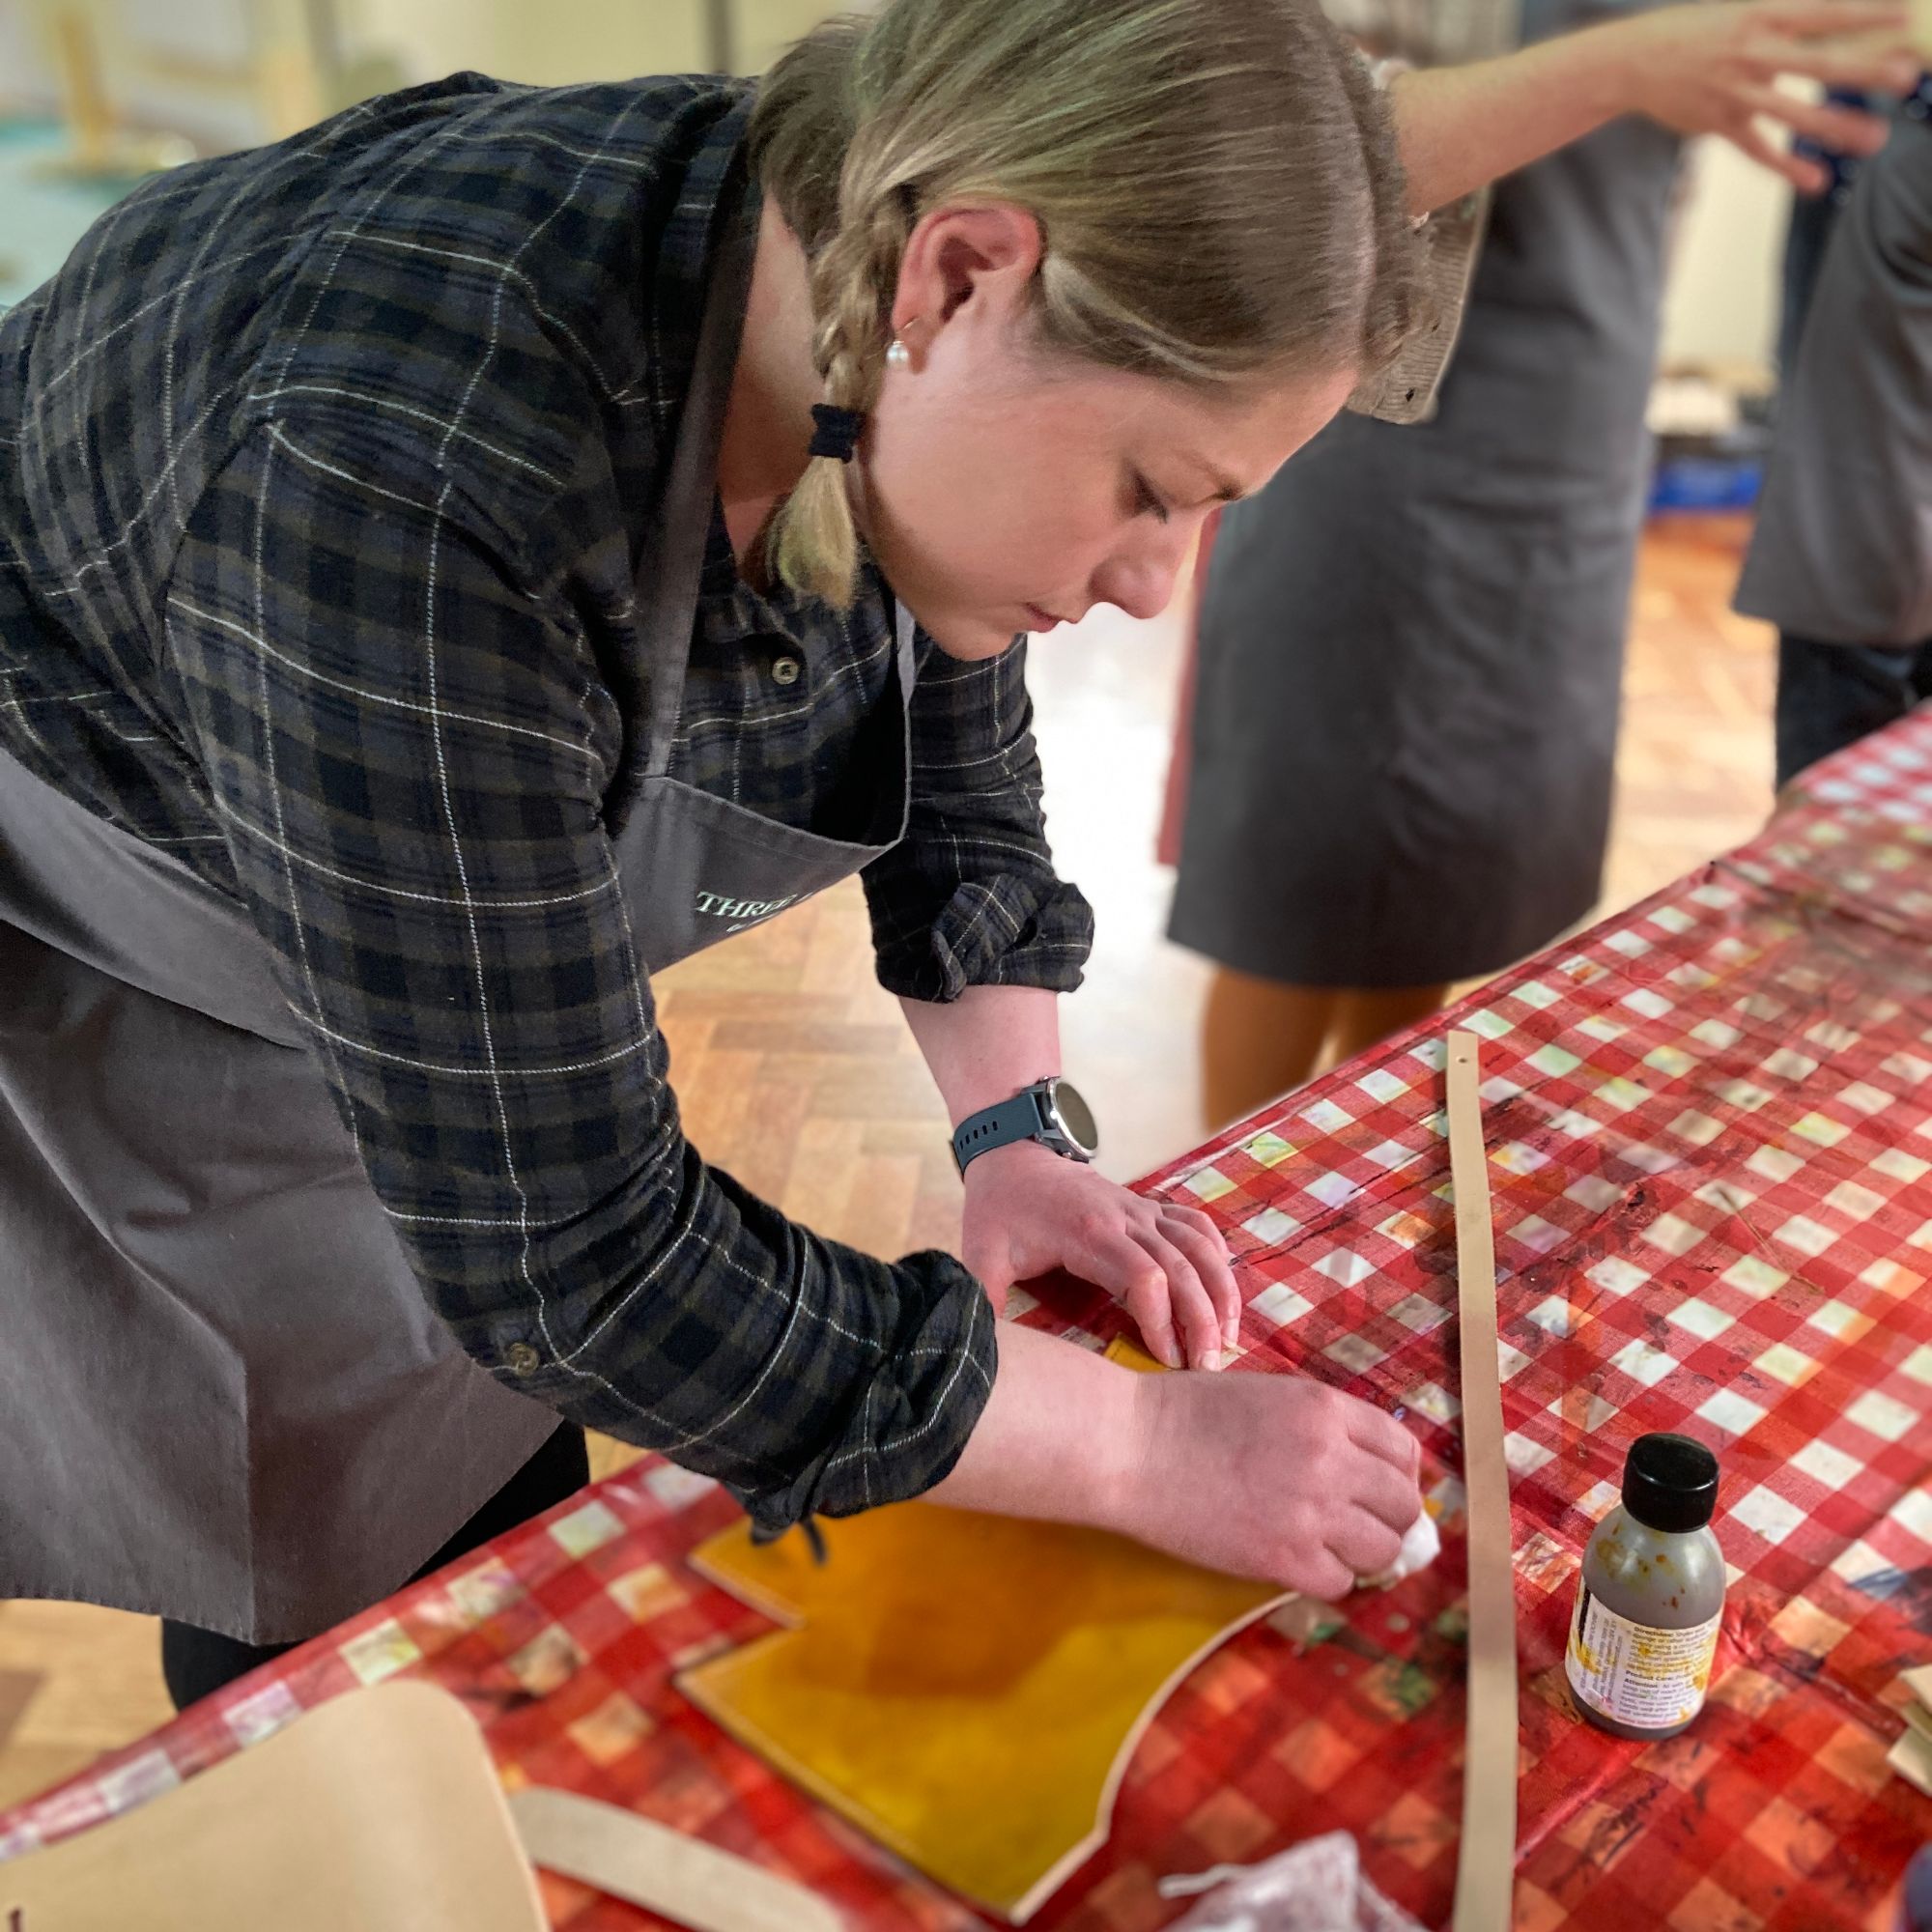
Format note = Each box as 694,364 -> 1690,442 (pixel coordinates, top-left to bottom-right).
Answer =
1120,1356 -> 1425,1599
960,1141 -> 1240,1370
1391,0 -> 1920,213
1612,0 -> 1923,191
930,1324 -> 1425,1601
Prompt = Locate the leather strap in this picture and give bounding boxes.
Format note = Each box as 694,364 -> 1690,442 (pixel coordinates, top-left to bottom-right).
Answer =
1445,1030 -> 1518,1932
637,139 -> 758,781
509,1787 -> 843,1932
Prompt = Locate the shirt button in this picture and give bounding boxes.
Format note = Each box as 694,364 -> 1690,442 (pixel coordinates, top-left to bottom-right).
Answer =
771,655 -> 802,687
503,1342 -> 542,1378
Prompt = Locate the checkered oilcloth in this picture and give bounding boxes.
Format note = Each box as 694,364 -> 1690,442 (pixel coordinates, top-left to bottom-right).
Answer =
8,713 -> 1931,1930
0,72 -> 1097,1524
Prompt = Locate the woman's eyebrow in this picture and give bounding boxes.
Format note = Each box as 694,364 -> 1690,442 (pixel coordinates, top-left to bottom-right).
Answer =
1180,459 -> 1247,504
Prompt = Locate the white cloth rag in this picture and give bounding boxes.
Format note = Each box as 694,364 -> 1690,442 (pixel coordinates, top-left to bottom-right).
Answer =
1361,1509 -> 1441,1591
1160,1831 -> 1429,1932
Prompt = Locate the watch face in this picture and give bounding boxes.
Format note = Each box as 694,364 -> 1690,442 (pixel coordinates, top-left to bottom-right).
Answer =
1045,1078 -> 1099,1156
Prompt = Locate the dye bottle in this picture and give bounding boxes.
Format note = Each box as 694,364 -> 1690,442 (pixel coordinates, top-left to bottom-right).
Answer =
1566,1432 -> 1724,1740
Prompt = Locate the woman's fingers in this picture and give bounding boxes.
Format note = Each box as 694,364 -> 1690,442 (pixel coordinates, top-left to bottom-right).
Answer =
1728,115 -> 1833,189
1743,83 -> 1894,154
1088,1227 -> 1185,1367
1345,1393 -> 1424,1478
1129,1224 -> 1225,1370
1156,1206 -> 1242,1351
1749,0 -> 1909,35
1743,26 -> 1923,92
1326,1507 -> 1406,1581
1289,1547 -> 1358,1603
1351,1453 -> 1428,1536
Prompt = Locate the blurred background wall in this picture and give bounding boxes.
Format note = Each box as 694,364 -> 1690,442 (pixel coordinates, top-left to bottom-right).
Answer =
0,0 -> 1792,378
0,2 -> 854,150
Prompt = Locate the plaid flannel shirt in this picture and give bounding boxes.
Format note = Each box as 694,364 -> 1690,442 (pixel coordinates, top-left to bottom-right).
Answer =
0,73 -> 1094,1528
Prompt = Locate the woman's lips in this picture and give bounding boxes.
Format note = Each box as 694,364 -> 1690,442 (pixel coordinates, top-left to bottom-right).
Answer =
1023,604 -> 1075,631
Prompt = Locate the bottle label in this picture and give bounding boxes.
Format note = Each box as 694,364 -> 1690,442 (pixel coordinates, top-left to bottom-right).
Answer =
1566,1583 -> 1720,1730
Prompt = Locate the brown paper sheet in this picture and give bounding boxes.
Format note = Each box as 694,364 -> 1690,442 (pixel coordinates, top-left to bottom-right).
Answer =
0,1683 -> 546,1930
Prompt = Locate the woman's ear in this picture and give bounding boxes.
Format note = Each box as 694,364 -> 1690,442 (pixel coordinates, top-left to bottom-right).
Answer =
892,202 -> 1044,353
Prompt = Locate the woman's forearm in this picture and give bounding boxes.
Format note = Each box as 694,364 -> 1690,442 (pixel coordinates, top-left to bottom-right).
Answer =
933,1319 -> 1430,1600
898,982 -> 1062,1127
1389,1 -> 1918,214
1387,25 -> 1635,213
928,1321 -> 1145,1524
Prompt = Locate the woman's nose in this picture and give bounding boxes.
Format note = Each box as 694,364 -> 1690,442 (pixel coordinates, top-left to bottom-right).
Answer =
1091,529 -> 1191,623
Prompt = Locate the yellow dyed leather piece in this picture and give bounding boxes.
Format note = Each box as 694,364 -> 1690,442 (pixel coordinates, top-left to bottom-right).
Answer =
678,1339 -> 1285,1922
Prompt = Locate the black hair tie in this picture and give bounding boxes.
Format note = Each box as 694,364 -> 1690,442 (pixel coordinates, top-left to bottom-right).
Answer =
808,403 -> 866,463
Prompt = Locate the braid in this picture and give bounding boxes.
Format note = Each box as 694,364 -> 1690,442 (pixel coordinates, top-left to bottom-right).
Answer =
769,180 -> 912,607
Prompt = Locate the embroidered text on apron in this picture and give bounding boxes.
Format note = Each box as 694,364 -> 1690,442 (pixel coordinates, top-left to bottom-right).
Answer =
0,158 -> 915,1642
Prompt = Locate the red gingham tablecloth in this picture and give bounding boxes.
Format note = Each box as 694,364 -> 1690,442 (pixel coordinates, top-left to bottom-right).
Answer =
6,717 -> 1932,1931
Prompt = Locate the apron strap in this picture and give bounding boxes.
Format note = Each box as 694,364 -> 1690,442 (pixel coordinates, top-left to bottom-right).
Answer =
891,598 -> 917,697
640,164 -> 764,781
0,745 -> 302,1047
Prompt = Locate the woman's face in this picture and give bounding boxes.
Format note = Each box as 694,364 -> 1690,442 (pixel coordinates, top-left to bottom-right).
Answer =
856,205 -> 1358,661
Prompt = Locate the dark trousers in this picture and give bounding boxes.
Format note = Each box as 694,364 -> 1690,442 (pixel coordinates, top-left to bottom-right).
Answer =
160,1421 -> 590,1711
1776,632 -> 1932,791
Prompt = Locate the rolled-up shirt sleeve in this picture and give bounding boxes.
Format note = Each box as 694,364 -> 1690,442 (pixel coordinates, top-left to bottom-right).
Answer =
1345,182 -> 1485,426
1342,47 -> 1489,427
863,633 -> 1095,1003
162,420 -> 993,1529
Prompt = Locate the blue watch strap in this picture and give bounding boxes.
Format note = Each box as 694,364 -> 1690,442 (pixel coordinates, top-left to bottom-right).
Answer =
952,1091 -> 1046,1175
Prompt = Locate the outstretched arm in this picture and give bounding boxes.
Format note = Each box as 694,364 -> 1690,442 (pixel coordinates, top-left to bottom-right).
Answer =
1391,0 -> 1920,212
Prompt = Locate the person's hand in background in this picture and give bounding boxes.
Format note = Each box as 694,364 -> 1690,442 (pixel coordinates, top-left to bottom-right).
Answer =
1392,0 -> 1922,212
1616,0 -> 1922,190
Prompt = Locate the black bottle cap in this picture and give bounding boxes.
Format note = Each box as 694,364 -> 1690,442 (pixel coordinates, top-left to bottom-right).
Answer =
1621,1432 -> 1719,1534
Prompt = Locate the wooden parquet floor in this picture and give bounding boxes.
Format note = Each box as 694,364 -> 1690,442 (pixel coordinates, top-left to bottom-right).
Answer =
0,515 -> 1780,1808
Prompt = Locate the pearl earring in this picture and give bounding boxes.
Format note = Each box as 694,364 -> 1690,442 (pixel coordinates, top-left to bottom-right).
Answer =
886,336 -> 911,372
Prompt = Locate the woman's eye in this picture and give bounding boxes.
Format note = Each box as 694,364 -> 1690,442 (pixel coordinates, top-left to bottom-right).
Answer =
1133,476 -> 1173,526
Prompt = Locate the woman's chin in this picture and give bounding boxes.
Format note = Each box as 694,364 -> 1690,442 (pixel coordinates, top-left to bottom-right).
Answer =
921,608 -> 1029,662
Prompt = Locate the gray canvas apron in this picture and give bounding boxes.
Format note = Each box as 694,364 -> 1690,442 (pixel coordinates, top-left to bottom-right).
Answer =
1170,0 -> 1683,987
1734,114 -> 1932,648
0,167 -> 916,1644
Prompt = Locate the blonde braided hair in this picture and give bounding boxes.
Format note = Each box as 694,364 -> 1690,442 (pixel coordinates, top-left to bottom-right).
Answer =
775,184 -> 916,604
750,0 -> 1429,610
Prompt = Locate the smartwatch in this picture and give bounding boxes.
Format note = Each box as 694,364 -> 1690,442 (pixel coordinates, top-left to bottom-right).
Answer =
952,1076 -> 1099,1176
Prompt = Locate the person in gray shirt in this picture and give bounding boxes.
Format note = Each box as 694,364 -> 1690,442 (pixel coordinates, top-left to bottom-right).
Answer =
1170,0 -> 1915,1128
1735,99 -> 1932,787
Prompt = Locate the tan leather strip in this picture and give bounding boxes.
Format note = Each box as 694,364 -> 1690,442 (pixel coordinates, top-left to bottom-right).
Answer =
1446,1031 -> 1518,1931
508,1786 -> 845,1932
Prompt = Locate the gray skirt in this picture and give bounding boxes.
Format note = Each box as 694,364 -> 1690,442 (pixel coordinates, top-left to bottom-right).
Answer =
1169,117 -> 1678,989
